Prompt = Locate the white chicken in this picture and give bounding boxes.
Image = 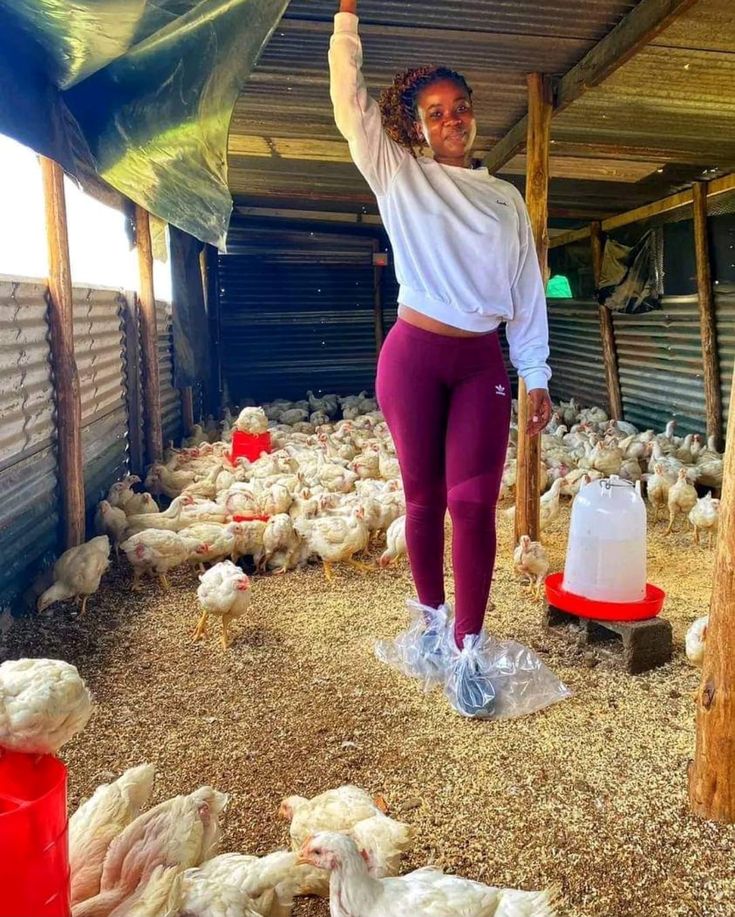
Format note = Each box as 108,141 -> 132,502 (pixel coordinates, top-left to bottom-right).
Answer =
95,501 -> 129,556
504,478 -> 563,533
70,763 -> 156,905
379,515 -> 407,568
195,560 -> 252,649
263,514 -> 301,573
686,615 -> 708,667
120,530 -> 199,590
235,406 -> 269,435
666,468 -> 698,535
37,536 -> 111,616
646,463 -> 673,523
0,658 -> 92,754
72,786 -> 228,917
178,867 -> 255,917
294,508 -> 370,581
119,865 -> 183,917
513,536 -> 549,599
296,833 -> 556,917
280,786 -> 389,848
189,850 -> 327,916
688,492 -> 720,547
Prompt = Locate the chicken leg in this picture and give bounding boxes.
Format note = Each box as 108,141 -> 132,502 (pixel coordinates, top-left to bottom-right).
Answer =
221,615 -> 232,650
346,558 -> 373,574
193,611 -> 209,642
323,561 -> 335,583
693,525 -> 700,545
79,595 -> 89,617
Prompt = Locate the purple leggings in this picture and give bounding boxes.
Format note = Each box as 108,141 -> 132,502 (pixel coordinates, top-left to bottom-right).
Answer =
376,318 -> 511,647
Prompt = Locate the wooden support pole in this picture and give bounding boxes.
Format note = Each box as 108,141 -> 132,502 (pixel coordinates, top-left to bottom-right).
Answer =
591,221 -> 623,421
693,182 -> 723,451
181,387 -> 195,434
135,206 -> 163,464
121,293 -> 145,476
40,157 -> 86,549
514,73 -> 552,545
202,246 -> 223,416
689,360 -> 735,821
372,240 -> 384,356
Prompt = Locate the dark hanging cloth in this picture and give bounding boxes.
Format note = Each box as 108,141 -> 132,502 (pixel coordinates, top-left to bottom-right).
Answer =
597,228 -> 664,314
170,225 -> 210,389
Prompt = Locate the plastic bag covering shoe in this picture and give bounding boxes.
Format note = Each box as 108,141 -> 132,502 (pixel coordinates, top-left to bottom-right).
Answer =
445,633 -> 571,720
375,599 -> 453,689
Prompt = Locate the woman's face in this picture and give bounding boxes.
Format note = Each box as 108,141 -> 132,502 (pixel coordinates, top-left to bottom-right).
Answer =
414,78 -> 477,166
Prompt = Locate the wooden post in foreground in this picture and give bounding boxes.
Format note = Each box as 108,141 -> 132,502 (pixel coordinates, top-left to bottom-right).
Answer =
689,361 -> 735,821
41,157 -> 85,549
591,221 -> 623,420
693,181 -> 723,451
514,73 -> 552,545
135,206 -> 163,463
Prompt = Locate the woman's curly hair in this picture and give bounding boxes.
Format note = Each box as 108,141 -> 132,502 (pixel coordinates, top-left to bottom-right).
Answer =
378,66 -> 473,156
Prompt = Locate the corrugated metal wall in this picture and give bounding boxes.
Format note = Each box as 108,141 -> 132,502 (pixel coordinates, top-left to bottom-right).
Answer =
74,287 -> 129,511
546,299 -> 608,409
715,287 -> 735,426
0,279 -> 60,611
612,296 -> 706,434
219,226 -> 380,403
157,300 -> 183,446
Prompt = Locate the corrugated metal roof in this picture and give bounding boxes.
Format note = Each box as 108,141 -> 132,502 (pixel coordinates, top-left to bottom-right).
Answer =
228,0 -> 734,224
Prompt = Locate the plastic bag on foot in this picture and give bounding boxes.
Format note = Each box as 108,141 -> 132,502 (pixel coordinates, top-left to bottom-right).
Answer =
445,633 -> 571,719
375,599 -> 453,689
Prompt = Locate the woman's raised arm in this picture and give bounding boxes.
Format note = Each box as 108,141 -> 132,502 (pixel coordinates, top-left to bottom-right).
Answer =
329,0 -> 406,195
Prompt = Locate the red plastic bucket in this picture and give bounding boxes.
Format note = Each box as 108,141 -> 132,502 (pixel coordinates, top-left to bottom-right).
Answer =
0,751 -> 70,917
230,430 -> 272,464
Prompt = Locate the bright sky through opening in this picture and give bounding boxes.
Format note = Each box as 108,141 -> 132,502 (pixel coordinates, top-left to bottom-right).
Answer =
0,134 -> 172,299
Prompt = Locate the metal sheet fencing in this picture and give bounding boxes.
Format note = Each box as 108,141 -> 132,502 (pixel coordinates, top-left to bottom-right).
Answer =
0,279 -> 59,611
157,300 -> 183,446
219,239 -> 380,403
714,288 -> 735,427
73,287 -> 129,510
613,296 -> 707,435
546,298 -> 608,409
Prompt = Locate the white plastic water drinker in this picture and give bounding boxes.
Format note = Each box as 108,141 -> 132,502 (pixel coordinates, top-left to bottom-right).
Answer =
563,475 -> 647,603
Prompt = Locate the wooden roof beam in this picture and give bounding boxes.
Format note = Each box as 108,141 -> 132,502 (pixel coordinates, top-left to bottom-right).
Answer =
548,171 -> 735,248
483,0 -> 700,174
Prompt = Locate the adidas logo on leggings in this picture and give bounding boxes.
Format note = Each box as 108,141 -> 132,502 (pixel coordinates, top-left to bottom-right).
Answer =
495,384 -> 506,396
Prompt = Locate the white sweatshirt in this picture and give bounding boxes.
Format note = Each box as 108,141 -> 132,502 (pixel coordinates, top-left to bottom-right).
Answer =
329,12 -> 551,391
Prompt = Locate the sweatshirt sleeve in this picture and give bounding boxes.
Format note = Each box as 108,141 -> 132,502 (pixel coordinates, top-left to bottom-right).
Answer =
505,194 -> 552,392
329,12 -> 407,196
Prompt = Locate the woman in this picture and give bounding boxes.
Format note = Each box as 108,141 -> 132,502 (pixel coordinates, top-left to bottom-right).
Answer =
329,0 -> 553,717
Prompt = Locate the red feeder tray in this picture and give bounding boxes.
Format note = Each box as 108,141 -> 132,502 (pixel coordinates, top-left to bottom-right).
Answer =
0,751 -> 70,917
232,514 -> 271,523
545,571 -> 665,623
230,430 -> 272,465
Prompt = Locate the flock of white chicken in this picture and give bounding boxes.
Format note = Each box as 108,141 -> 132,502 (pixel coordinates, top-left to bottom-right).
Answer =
35,390 -> 722,656
0,658 -> 556,916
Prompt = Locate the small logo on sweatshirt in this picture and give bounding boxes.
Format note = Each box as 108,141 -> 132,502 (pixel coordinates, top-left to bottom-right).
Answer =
495,384 -> 506,396
496,199 -> 508,206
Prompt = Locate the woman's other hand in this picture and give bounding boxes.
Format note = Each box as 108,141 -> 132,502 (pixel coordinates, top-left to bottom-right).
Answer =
339,0 -> 357,13
526,389 -> 552,437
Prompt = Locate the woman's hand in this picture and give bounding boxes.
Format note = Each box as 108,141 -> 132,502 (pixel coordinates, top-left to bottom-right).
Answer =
339,0 -> 357,13
526,389 -> 552,438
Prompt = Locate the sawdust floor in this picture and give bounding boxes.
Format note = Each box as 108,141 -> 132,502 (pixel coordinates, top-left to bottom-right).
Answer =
4,504 -> 734,917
